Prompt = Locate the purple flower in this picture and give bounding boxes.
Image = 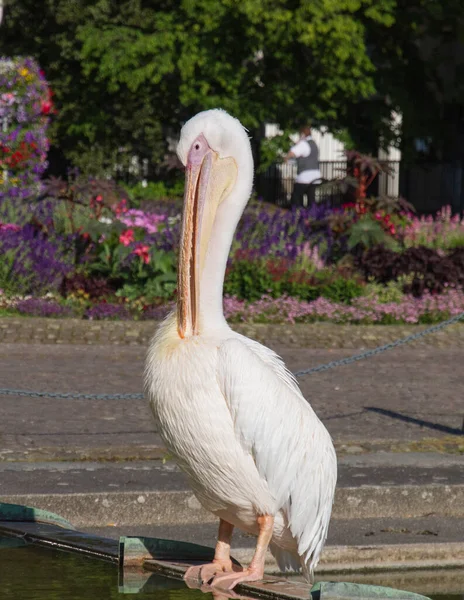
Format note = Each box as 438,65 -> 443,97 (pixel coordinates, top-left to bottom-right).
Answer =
85,303 -> 132,320
16,298 -> 73,318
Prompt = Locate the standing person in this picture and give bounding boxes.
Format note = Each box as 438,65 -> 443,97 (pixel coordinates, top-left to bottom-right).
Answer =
285,125 -> 321,208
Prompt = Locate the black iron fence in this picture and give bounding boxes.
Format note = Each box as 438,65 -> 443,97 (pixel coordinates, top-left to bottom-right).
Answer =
256,161 -> 349,207
256,160 -> 464,215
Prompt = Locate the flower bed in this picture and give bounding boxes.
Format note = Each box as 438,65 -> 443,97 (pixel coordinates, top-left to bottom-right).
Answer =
3,288 -> 463,325
0,57 -> 52,204
1,142 -> 464,325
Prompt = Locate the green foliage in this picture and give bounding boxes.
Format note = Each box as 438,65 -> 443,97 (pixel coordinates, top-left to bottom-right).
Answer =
82,226 -> 177,300
126,180 -> 184,205
341,0 -> 464,157
447,233 -> 464,250
348,216 -> 399,250
258,129 -> 294,173
114,251 -> 177,302
224,259 -> 365,304
1,0 -> 398,174
224,260 -> 275,302
363,276 -> 413,303
316,274 -> 365,304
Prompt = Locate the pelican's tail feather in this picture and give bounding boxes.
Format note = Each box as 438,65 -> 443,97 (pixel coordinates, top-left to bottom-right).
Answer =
269,544 -> 302,576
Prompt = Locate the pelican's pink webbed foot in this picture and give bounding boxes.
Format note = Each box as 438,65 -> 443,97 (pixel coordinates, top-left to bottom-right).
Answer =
211,514 -> 274,591
184,519 -> 239,585
210,565 -> 264,590
185,558 -> 241,585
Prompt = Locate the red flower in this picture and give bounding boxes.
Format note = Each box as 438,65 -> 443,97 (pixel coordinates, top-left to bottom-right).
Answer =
95,195 -> 103,203
114,198 -> 128,216
41,101 -> 53,115
119,229 -> 134,246
133,244 -> 150,264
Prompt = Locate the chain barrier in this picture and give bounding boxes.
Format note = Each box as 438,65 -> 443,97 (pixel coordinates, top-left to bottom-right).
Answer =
0,312 -> 462,401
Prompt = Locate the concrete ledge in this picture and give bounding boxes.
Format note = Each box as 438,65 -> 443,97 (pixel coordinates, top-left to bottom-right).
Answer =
1,317 -> 463,348
318,542 -> 464,573
233,542 -> 464,574
334,484 -> 464,519
3,484 -> 463,528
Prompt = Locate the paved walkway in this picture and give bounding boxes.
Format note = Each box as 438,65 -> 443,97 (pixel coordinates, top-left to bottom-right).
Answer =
0,341 -> 462,460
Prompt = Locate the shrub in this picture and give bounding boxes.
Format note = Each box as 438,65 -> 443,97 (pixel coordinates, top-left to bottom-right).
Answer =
224,259 -> 275,301
126,181 -> 184,204
317,274 -> 365,304
224,257 -> 365,304
61,273 -> 117,299
358,245 -> 464,296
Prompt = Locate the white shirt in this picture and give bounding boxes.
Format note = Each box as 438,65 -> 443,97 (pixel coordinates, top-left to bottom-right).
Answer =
290,136 -> 322,184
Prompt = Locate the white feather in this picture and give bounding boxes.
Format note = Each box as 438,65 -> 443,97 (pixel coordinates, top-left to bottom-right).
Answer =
217,336 -> 337,579
145,109 -> 337,584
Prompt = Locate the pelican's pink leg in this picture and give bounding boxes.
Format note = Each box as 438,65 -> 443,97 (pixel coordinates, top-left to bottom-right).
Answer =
211,515 -> 274,590
184,519 -> 240,585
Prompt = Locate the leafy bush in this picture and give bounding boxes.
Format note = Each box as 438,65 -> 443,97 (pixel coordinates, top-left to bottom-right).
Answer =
316,274 -> 365,304
362,276 -> 412,304
347,216 -> 399,250
61,273 -> 117,299
126,180 -> 184,205
224,258 -> 365,304
358,245 -> 464,296
224,259 -> 275,301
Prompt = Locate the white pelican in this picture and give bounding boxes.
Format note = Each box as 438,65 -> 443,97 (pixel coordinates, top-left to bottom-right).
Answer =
145,109 -> 337,590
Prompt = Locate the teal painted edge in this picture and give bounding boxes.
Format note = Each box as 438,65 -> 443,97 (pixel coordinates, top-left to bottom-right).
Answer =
119,536 -> 240,567
312,582 -> 430,600
0,502 -> 75,530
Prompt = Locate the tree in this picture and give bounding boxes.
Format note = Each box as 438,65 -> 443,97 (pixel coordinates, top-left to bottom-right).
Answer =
0,0 -> 397,174
342,0 -> 464,161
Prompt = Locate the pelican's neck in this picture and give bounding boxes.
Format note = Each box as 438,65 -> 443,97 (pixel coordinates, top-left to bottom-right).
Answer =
196,200 -> 240,333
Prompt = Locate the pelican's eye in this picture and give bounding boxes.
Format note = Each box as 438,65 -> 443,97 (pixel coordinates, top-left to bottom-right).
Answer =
187,134 -> 211,166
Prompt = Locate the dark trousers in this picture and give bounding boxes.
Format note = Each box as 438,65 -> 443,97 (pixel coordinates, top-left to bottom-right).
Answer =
291,182 -> 316,208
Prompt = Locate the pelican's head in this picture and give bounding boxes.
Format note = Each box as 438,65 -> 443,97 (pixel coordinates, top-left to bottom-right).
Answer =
176,109 -> 253,338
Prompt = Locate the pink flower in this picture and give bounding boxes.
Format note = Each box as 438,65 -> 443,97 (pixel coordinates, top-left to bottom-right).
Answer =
133,244 -> 150,264
119,229 -> 134,246
95,195 -> 103,203
118,209 -> 166,233
0,222 -> 21,232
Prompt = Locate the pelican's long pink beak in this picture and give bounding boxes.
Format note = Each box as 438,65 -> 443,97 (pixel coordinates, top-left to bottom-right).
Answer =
177,136 -> 214,339
177,135 -> 237,339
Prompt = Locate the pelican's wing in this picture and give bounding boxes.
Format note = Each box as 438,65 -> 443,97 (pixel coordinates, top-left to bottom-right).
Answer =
217,337 -> 337,578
